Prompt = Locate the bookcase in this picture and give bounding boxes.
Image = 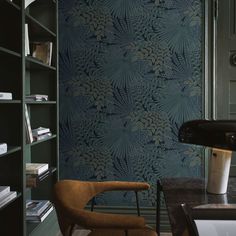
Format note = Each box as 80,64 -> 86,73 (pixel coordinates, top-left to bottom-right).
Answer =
0,0 -> 59,235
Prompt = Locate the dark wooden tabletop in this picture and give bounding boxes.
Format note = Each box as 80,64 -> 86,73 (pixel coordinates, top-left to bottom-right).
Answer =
160,177 -> 236,236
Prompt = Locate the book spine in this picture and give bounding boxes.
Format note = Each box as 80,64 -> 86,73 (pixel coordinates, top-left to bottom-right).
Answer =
0,186 -> 10,199
25,105 -> 33,143
0,192 -> 17,208
0,93 -> 12,100
0,143 -> 7,155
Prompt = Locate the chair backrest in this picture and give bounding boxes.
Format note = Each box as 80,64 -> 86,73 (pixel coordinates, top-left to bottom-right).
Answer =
181,203 -> 236,236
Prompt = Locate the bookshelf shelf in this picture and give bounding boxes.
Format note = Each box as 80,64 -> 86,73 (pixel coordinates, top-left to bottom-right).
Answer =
26,101 -> 57,105
0,146 -> 21,158
26,56 -> 56,71
0,100 -> 21,104
0,1 -> 59,235
0,192 -> 22,211
30,134 -> 57,146
25,13 -> 56,40
5,0 -> 20,10
0,47 -> 21,58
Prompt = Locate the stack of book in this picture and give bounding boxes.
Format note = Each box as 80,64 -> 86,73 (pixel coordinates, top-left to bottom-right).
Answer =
26,167 -> 56,188
26,94 -> 48,102
32,127 -> 52,141
0,186 -> 17,209
26,200 -> 53,222
0,143 -> 7,155
26,163 -> 49,175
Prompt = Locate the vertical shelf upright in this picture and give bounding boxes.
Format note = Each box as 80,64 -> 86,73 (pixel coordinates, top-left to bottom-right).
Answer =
0,0 -> 59,235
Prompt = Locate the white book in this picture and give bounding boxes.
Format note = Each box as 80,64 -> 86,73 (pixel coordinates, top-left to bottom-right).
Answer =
0,186 -> 10,199
26,200 -> 51,216
26,205 -> 53,222
0,92 -> 12,100
25,105 -> 33,143
0,143 -> 7,155
33,132 -> 52,141
26,163 -> 49,175
25,0 -> 36,8
25,24 -> 30,56
26,94 -> 48,101
0,191 -> 17,208
32,127 -> 50,136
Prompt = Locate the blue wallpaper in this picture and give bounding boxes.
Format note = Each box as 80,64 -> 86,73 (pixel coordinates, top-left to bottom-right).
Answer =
59,0 -> 203,206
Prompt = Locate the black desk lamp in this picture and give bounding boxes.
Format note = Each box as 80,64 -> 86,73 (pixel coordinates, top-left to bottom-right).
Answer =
179,120 -> 236,194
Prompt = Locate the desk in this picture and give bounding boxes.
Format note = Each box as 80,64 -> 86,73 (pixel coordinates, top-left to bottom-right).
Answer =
157,178 -> 236,236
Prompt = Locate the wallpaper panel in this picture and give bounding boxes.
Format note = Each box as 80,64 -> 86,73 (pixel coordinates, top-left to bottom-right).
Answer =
59,0 -> 203,206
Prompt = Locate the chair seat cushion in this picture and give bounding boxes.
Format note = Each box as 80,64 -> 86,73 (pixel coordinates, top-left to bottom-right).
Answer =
87,228 -> 158,236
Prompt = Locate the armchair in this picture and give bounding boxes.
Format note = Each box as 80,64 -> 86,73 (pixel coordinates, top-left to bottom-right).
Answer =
53,180 -> 158,236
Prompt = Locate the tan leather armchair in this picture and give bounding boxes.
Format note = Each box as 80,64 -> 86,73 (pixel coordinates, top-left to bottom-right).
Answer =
53,180 -> 158,236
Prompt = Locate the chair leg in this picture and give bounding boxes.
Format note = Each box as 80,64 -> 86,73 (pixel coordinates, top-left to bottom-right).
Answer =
125,229 -> 128,236
156,180 -> 162,236
135,191 -> 140,216
91,197 -> 95,212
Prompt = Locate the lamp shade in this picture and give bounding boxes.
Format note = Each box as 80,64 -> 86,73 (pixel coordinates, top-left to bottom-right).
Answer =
178,120 -> 236,151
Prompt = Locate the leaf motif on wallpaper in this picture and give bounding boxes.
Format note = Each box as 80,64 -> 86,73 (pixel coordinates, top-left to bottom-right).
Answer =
69,1 -> 112,40
80,147 -> 114,180
131,79 -> 163,112
129,147 -> 178,205
113,156 -> 135,181
95,117 -> 145,159
158,82 -> 201,125
183,146 -> 202,167
101,46 -> 145,88
153,145 -> 202,178
112,88 -> 135,117
131,40 -> 171,78
69,77 -> 113,111
172,0 -> 202,26
156,10 -> 201,53
172,51 -> 202,96
113,18 -> 135,49
102,0 -> 149,18
129,111 -> 173,148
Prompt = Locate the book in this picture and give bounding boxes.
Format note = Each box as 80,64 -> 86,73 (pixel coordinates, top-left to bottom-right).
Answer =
26,163 -> 49,175
33,132 -> 52,142
25,105 -> 33,143
26,94 -> 48,101
26,204 -> 53,222
0,186 -> 10,199
26,200 -> 51,216
25,0 -> 36,8
0,92 -> 12,100
26,167 -> 56,188
31,41 -> 53,66
32,127 -> 50,136
0,191 -> 17,208
0,143 -> 7,155
25,24 -> 30,56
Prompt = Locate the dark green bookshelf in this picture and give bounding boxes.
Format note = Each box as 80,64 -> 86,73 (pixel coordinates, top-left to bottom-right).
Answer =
0,0 -> 59,235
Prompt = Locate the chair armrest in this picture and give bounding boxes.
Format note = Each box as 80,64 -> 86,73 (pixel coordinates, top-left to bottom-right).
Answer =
67,208 -> 146,229
93,181 -> 150,192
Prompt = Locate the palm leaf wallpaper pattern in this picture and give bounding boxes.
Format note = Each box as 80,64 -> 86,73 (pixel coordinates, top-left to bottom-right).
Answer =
59,0 -> 203,206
